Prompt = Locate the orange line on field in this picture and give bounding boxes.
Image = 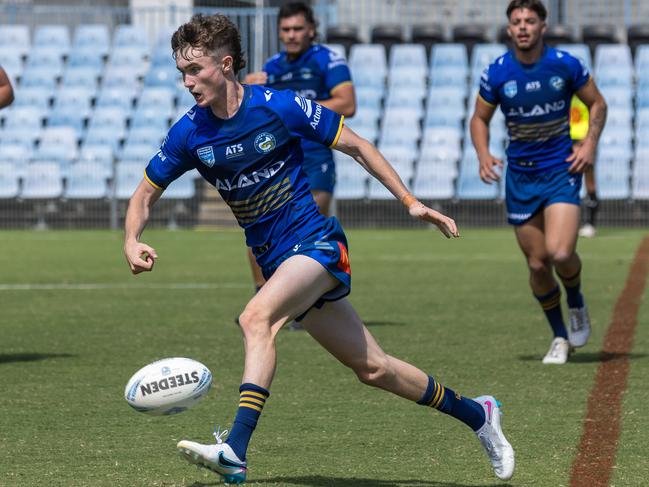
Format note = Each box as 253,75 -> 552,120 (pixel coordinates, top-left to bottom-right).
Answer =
570,236 -> 649,487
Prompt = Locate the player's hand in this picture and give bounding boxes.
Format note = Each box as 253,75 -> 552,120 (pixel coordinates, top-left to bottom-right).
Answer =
408,202 -> 460,238
124,241 -> 158,275
566,139 -> 596,174
243,71 -> 268,85
478,153 -> 503,184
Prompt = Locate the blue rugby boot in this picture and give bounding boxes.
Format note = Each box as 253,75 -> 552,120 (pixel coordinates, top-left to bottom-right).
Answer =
177,428 -> 247,485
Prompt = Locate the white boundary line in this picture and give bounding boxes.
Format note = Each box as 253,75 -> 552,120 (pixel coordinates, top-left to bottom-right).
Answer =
0,283 -> 249,291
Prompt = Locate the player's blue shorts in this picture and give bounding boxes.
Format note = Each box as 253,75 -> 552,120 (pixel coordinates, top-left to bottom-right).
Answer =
260,216 -> 351,320
505,165 -> 582,225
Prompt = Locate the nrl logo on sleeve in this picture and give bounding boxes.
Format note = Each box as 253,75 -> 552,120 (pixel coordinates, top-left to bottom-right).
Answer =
294,96 -> 313,117
504,80 -> 517,98
197,146 -> 216,167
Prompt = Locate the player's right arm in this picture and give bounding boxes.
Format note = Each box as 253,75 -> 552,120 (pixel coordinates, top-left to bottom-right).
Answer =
124,179 -> 162,274
470,97 -> 502,184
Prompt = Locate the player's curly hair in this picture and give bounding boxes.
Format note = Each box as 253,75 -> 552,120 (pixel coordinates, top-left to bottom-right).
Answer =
171,13 -> 247,74
278,1 -> 318,40
506,0 -> 547,21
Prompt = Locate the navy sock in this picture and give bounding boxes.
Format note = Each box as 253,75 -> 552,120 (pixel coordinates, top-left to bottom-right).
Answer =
225,383 -> 269,461
534,286 -> 568,339
557,268 -> 584,309
417,375 -> 485,431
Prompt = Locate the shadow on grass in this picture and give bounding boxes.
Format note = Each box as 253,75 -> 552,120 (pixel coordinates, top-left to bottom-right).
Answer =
242,476 -> 512,486
0,352 -> 77,364
517,351 -> 648,363
364,320 -> 407,327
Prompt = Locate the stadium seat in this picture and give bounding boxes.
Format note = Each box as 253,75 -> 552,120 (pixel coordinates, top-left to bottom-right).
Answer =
137,86 -> 176,114
0,25 -> 30,58
120,143 -> 158,161
556,43 -> 593,71
470,43 -> 507,82
600,86 -> 632,110
431,43 -> 468,70
323,43 -> 346,60
0,127 -> 40,149
54,87 -> 94,117
67,47 -> 105,74
635,45 -> 649,73
417,148 -> 460,178
426,86 -> 466,112
411,24 -> 445,55
33,25 -> 70,56
60,67 -> 99,95
176,87 -> 197,111
113,25 -> 149,53
349,44 -> 388,81
124,127 -> 165,147
84,126 -> 123,152
19,68 -> 58,90
413,163 -> 456,200
596,170 -> 630,199
544,24 -> 576,46
21,162 -> 63,199
0,161 -> 20,198
325,25 -> 360,56
354,86 -> 384,110
95,86 -> 137,111
161,170 -> 197,200
115,160 -> 146,199
46,110 -> 86,139
0,49 -> 24,79
4,106 -> 44,132
79,144 -> 114,172
384,86 -> 425,111
334,153 -> 367,199
102,66 -> 141,90
389,44 -> 428,77
582,24 -> 618,55
371,24 -> 404,59
36,127 -> 79,161
130,108 -> 172,131
108,47 -> 148,77
144,64 -> 181,88
429,66 -> 469,89
424,107 -> 464,130
453,24 -> 489,58
595,44 -> 633,72
0,143 -> 30,165
628,24 -> 649,58
63,162 -> 111,199
73,24 -> 110,57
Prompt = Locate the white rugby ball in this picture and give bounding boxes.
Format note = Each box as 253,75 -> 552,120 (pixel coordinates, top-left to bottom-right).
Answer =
124,357 -> 212,415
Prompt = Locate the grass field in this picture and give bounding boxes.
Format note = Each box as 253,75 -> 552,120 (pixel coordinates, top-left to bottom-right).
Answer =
1,228 -> 647,487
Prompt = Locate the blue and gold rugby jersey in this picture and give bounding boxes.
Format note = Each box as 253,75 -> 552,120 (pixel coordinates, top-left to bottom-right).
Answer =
263,44 -> 352,170
479,46 -> 590,172
145,84 -> 344,267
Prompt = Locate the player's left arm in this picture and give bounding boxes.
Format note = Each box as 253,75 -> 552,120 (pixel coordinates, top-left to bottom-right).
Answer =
334,125 -> 458,238
567,78 -> 608,173
317,82 -> 356,117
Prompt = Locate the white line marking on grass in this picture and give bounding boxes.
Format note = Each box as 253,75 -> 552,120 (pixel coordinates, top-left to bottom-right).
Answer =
0,283 -> 248,291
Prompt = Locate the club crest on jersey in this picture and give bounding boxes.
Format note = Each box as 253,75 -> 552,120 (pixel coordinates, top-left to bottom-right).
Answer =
254,132 -> 276,153
550,76 -> 565,91
197,146 -> 216,167
504,80 -> 517,98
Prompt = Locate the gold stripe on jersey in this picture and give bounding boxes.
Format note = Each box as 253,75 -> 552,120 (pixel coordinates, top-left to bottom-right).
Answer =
229,180 -> 292,224
330,115 -> 345,148
143,170 -> 163,190
227,177 -> 290,209
507,116 -> 570,142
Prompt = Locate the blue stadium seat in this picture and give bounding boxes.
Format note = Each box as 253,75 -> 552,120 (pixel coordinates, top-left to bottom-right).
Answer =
0,128 -> 40,149
83,126 -> 123,152
0,161 -> 20,198
108,47 -> 148,77
389,44 -> 428,77
556,43 -> 592,71
424,107 -> 463,130
324,43 -> 346,60
0,25 -> 30,58
596,68 -> 633,89
79,144 -> 114,172
20,162 -> 63,199
124,127 -> 165,148
470,43 -> 507,81
67,47 -> 105,74
456,151 -> 500,200
33,25 -> 70,56
88,106 -> 128,137
102,66 -> 141,90
4,106 -> 44,132
600,86 -> 632,111
387,68 -> 426,97
46,110 -> 86,139
384,87 -> 425,111
54,87 -> 94,117
632,152 -> 649,199
417,150 -> 459,179
333,153 -> 367,199
115,160 -> 146,199
431,43 -> 468,70
120,143 -> 158,161
595,44 -> 632,73
0,49 -> 24,79
60,67 -> 99,98
349,44 -> 388,80
95,86 -> 137,111
0,143 -> 30,165
26,46 -> 65,77
35,127 -> 79,162
596,170 -> 630,199
143,64 -> 180,89
73,24 -> 110,57
19,68 -> 58,90
413,163 -> 456,200
176,87 -> 196,111
429,66 -> 469,88
138,87 -> 176,112
635,45 -> 649,72
161,170 -> 197,200
113,25 -> 149,53
354,87 -> 384,110
351,66 -> 386,91
130,107 -> 172,131
63,162 -> 111,199
426,86 -> 466,112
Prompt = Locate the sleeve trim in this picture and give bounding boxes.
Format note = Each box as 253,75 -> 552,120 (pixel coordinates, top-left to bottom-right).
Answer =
144,169 -> 164,190
477,94 -> 496,108
329,116 -> 345,148
329,81 -> 353,95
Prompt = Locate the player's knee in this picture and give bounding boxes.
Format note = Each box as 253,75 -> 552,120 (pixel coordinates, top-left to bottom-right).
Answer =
549,249 -> 573,266
353,357 -> 394,387
238,305 -> 273,340
527,256 -> 551,275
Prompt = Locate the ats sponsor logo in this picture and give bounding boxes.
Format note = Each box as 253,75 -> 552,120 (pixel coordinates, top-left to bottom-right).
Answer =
226,143 -> 244,159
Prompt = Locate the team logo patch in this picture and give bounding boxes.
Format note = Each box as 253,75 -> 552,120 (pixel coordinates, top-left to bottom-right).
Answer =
197,146 -> 216,167
254,132 -> 276,153
504,80 -> 518,98
294,96 -> 313,117
550,76 -> 565,91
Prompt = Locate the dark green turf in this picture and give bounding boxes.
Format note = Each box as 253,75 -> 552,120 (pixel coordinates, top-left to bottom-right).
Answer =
0,228 -> 646,486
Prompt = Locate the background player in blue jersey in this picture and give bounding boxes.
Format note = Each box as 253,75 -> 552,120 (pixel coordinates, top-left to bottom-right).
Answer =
243,1 -> 356,298
470,0 -> 607,364
0,65 -> 15,109
123,13 -> 514,484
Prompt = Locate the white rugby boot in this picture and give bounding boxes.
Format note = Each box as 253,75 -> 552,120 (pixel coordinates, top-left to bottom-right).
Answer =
542,337 -> 571,364
473,395 -> 515,481
177,428 -> 247,485
568,305 -> 591,348
578,224 -> 596,238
